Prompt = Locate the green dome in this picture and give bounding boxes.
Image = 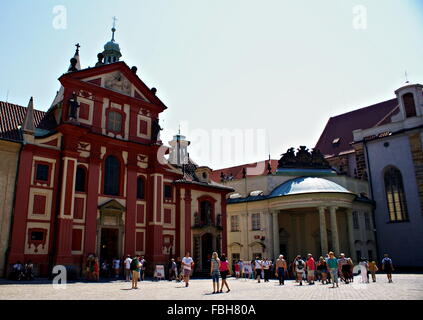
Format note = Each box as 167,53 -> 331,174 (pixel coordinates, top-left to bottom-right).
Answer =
268,177 -> 352,198
104,40 -> 120,52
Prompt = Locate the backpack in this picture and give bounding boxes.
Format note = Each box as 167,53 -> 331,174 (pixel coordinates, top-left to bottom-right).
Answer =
383,258 -> 391,266
130,259 -> 139,271
297,260 -> 304,269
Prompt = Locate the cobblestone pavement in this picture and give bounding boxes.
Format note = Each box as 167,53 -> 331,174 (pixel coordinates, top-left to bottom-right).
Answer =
0,274 -> 422,300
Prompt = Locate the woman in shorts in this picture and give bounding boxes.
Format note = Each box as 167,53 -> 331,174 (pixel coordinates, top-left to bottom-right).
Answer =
219,254 -> 232,293
317,256 -> 328,284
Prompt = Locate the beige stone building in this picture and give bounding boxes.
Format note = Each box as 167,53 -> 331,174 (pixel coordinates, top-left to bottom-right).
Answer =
0,139 -> 21,276
212,148 -> 377,265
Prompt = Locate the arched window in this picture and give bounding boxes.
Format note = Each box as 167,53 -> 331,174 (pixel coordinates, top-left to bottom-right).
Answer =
384,167 -> 408,222
75,166 -> 87,192
104,155 -> 120,196
107,111 -> 122,132
402,93 -> 417,118
137,176 -> 145,199
200,201 -> 212,225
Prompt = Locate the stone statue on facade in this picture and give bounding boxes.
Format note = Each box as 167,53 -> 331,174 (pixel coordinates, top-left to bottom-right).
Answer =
151,118 -> 162,143
68,93 -> 79,120
278,147 -> 296,168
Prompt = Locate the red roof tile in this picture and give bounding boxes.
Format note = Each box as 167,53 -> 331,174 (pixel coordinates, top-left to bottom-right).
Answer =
0,101 -> 46,142
211,159 -> 279,182
315,98 -> 399,157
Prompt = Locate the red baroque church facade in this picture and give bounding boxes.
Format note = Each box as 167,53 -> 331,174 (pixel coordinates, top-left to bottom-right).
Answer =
4,31 -> 232,277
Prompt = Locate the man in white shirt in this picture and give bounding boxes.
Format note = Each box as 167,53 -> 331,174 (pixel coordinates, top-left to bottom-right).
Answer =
182,252 -> 194,287
124,255 -> 132,282
254,257 -> 263,283
295,255 -> 305,286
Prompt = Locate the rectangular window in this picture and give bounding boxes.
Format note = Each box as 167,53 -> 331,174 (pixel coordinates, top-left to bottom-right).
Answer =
71,229 -> 83,251
231,215 -> 239,232
78,102 -> 90,120
164,208 -> 172,224
251,213 -> 261,231
36,164 -> 49,182
107,111 -> 122,132
364,212 -> 371,230
139,119 -> 148,135
164,185 -> 172,199
33,195 -> 46,215
73,197 -> 84,220
136,204 -> 145,224
136,232 -> 144,252
353,211 -> 359,229
232,253 -> 240,263
31,231 -> 44,241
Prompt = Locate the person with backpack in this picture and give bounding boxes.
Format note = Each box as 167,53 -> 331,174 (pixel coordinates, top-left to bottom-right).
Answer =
130,255 -> 141,289
381,253 -> 394,283
295,255 -> 305,286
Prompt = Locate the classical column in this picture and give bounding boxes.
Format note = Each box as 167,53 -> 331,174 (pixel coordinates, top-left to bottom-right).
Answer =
318,207 -> 328,256
84,148 -> 101,254
241,213 -> 249,260
124,155 -> 138,256
56,155 -> 78,265
329,206 -> 340,255
267,212 -> 274,259
221,194 -> 228,255
272,211 -> 280,260
346,208 -> 357,263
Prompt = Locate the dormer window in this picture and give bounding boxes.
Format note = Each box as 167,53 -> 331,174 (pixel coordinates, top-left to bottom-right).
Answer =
107,111 -> 122,132
332,137 -> 341,146
402,93 -> 417,118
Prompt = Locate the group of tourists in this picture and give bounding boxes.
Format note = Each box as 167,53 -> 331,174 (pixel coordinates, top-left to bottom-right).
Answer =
92,255 -> 147,281
85,255 -> 99,281
9,260 -> 34,281
231,252 -> 395,288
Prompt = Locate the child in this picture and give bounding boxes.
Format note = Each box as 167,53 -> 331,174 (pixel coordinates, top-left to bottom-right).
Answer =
368,260 -> 378,282
234,261 -> 240,279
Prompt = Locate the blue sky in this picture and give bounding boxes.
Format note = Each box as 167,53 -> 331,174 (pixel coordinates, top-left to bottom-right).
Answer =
1,0 -> 422,169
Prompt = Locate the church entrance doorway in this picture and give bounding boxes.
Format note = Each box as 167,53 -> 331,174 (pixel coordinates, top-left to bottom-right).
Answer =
201,233 -> 213,272
100,228 -> 119,262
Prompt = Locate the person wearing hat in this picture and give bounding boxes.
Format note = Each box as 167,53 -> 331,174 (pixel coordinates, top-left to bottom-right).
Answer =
275,255 -> 288,285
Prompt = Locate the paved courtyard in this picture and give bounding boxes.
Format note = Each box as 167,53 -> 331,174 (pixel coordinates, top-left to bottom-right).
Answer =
0,274 -> 422,300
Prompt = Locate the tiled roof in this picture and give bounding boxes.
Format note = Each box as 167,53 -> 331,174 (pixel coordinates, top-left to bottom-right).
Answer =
315,98 -> 399,157
210,159 -> 278,182
0,101 -> 46,142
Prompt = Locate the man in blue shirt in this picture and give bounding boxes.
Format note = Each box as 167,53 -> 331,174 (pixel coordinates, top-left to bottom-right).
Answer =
381,253 -> 394,283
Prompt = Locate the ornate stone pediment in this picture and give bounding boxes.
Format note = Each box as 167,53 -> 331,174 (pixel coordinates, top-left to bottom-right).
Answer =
98,199 -> 125,214
104,71 -> 131,95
